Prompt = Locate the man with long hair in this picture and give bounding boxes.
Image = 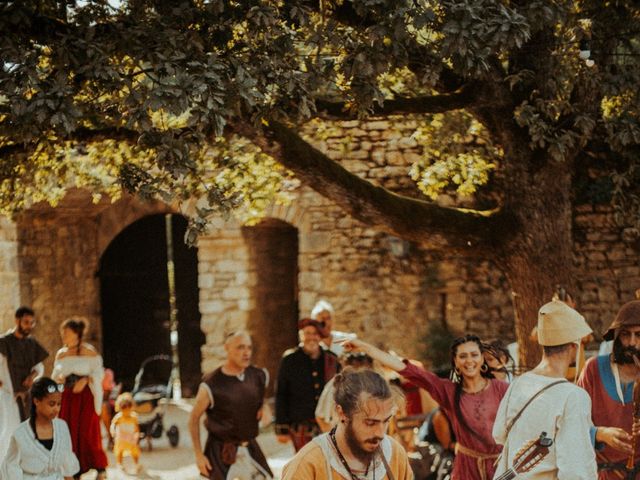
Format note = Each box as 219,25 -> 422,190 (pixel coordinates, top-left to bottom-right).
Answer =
282,368 -> 412,479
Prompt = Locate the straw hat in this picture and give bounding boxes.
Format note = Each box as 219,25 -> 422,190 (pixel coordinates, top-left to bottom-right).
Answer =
603,300 -> 640,341
537,300 -> 593,346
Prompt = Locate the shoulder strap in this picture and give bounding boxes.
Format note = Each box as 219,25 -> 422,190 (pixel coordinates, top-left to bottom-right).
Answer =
503,379 -> 567,441
379,446 -> 396,480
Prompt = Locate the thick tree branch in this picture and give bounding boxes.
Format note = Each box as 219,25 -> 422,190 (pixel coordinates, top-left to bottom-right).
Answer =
233,120 -> 516,251
315,83 -> 481,118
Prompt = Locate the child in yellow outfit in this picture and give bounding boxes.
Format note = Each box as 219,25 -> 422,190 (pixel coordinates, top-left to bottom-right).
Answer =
110,392 -> 141,473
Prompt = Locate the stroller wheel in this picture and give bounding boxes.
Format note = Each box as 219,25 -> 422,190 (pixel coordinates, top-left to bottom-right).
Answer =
167,425 -> 179,447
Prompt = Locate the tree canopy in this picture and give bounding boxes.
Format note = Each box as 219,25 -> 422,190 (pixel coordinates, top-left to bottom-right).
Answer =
2,0 -> 640,364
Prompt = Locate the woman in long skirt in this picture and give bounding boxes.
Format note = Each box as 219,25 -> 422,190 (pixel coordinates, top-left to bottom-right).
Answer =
53,317 -> 108,480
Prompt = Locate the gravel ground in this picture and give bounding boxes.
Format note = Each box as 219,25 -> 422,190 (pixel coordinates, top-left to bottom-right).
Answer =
79,399 -> 296,480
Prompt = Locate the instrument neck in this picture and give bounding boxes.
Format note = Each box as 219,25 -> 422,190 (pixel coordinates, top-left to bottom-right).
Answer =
495,468 -> 517,480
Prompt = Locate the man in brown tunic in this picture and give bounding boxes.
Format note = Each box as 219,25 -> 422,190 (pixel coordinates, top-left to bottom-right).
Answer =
188,331 -> 272,480
0,306 -> 48,420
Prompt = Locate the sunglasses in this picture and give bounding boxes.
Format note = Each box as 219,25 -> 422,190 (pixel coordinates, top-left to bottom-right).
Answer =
45,384 -> 64,394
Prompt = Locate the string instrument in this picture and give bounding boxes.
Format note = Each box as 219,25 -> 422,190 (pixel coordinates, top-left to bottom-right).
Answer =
495,432 -> 553,480
626,355 -> 640,473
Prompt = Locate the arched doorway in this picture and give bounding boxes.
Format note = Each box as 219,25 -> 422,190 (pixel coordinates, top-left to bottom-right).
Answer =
242,219 -> 299,394
98,214 -> 203,396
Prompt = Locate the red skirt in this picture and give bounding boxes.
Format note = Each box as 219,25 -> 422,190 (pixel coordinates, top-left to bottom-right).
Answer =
60,386 -> 108,473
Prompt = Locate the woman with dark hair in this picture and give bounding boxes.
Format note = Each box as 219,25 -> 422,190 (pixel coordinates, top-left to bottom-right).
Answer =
52,318 -> 108,480
1,376 -> 79,478
343,335 -> 509,480
483,339 -> 515,382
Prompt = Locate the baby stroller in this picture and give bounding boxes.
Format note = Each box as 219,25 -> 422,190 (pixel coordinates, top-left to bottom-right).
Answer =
132,354 -> 180,450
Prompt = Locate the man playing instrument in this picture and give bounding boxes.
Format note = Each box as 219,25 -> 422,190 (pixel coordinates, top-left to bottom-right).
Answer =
493,300 -> 598,479
578,300 -> 640,479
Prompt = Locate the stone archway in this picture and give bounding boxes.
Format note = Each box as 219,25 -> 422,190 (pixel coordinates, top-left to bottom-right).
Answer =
242,219 -> 299,394
98,214 -> 203,395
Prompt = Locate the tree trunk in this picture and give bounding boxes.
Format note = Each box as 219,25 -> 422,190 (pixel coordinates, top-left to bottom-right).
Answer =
497,150 -> 576,368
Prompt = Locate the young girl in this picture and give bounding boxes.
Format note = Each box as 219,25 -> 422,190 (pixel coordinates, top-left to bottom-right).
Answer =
110,392 -> 141,473
0,377 -> 79,479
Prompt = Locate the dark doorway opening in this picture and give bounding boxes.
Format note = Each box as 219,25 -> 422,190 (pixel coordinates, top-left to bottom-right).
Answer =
242,219 -> 299,395
99,214 -> 203,396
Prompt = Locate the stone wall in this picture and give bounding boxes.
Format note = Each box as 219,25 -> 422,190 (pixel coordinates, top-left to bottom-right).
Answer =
0,217 -> 20,332
1,120 -> 638,382
574,204 -> 640,336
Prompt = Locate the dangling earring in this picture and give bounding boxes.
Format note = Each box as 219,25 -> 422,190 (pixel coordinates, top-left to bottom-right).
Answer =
454,367 -> 462,375
481,363 -> 489,373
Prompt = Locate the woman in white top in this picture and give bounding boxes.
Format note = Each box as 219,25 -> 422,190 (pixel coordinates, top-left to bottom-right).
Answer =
52,318 -> 108,480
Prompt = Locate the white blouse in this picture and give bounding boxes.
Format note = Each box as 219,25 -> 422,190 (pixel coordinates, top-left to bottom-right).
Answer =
0,418 -> 79,479
52,355 -> 104,414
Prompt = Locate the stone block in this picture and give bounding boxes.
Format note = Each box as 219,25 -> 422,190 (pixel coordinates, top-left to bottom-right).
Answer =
200,300 -> 226,314
365,121 -> 389,130
215,259 -> 247,272
198,273 -> 215,289
222,286 -> 250,300
300,232 -> 332,253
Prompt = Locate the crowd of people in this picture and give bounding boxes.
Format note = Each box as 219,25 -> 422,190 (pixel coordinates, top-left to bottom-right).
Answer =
3,294 -> 640,479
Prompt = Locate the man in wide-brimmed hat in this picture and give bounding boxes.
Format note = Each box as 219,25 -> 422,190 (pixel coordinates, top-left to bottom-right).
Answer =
578,300 -> 640,479
275,318 -> 339,452
494,300 -> 598,479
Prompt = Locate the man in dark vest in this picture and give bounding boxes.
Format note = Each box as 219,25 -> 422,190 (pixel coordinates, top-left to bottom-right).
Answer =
188,330 -> 272,480
0,306 -> 48,421
276,318 -> 339,452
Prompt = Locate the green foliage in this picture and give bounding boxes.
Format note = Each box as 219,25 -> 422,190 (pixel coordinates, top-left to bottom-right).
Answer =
410,112 -> 498,199
0,0 -> 640,233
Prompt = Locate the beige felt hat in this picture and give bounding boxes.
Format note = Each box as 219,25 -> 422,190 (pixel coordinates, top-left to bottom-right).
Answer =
537,300 -> 593,346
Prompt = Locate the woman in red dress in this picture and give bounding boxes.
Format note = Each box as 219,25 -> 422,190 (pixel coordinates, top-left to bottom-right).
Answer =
53,317 -> 108,479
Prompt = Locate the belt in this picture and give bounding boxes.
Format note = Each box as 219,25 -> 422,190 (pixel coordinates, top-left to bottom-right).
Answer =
455,443 -> 499,480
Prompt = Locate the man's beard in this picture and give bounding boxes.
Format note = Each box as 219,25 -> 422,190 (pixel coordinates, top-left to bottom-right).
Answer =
16,325 -> 31,337
612,339 -> 640,365
344,421 -> 382,465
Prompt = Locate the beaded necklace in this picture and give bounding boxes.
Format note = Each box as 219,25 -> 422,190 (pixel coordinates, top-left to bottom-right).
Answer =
329,426 -> 374,480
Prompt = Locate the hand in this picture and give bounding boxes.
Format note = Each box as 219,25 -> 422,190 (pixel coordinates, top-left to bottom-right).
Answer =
597,427 -> 633,454
22,373 -> 36,389
276,434 -> 290,444
195,452 -> 212,476
73,377 -> 89,394
339,338 -> 369,353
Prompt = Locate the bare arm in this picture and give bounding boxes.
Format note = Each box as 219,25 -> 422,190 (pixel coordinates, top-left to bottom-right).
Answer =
189,384 -> 213,477
341,339 -> 405,371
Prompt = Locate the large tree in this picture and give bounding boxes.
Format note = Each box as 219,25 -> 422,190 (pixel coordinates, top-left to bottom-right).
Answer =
1,1 -> 640,365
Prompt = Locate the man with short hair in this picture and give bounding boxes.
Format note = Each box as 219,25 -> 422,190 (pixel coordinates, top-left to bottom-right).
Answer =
276,318 -> 339,451
188,331 -> 272,480
282,368 -> 413,479
493,300 -> 598,479
0,306 -> 48,462
578,300 -> 640,479
311,300 -> 354,356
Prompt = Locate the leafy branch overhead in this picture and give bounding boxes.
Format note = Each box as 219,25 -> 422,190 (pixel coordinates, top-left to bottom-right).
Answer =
1,0 -> 639,244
